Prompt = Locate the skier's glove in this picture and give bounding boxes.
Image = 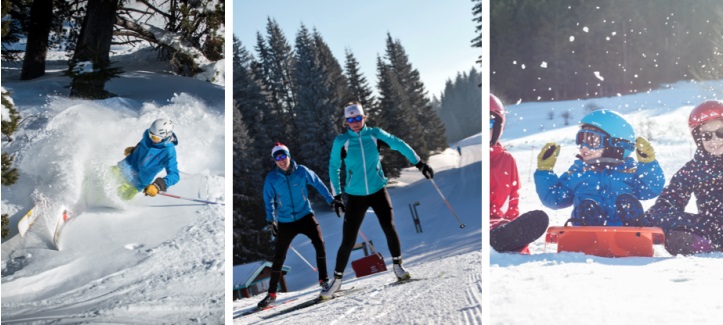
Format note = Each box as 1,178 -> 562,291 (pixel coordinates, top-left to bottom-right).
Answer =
332,195 -> 345,218
635,137 -> 655,163
416,161 -> 434,179
143,178 -> 167,197
124,146 -> 135,156
537,142 -> 560,171
144,184 -> 159,197
268,221 -> 278,237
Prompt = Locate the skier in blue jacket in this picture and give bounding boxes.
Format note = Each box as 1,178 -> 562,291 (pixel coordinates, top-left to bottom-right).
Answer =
114,118 -> 179,200
534,109 -> 665,226
257,143 -> 344,308
320,102 -> 434,300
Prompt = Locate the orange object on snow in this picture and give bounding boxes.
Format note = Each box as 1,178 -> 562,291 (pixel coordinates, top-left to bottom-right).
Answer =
545,226 -> 665,257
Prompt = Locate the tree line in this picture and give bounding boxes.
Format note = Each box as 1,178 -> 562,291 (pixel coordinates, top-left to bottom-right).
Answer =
2,0 -> 224,98
232,19 -> 452,264
491,0 -> 723,103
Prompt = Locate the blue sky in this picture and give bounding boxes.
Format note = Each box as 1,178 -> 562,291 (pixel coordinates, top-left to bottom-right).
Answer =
232,1 -> 480,98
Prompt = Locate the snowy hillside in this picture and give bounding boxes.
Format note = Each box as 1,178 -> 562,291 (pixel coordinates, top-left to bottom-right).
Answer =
1,48 -> 226,324
233,134 -> 483,324
491,80 -> 723,324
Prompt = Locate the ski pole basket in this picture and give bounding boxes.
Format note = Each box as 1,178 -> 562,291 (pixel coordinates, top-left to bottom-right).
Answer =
545,226 -> 665,257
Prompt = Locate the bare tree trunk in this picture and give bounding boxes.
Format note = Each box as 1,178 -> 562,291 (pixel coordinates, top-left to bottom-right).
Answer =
69,0 -> 119,98
21,0 -> 53,80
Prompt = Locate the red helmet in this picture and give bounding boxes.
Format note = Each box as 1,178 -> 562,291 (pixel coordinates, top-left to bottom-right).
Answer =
689,100 -> 723,133
490,94 -> 505,128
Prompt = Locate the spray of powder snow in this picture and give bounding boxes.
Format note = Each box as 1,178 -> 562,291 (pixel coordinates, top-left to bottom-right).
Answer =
15,93 -> 224,243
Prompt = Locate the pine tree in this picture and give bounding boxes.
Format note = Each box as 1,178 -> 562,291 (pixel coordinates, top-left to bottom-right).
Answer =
232,101 -> 273,264
291,26 -> 344,190
255,19 -> 296,147
2,89 -> 21,188
344,49 -> 376,119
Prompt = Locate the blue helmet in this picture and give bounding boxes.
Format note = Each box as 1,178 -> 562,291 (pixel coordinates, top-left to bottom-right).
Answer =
579,109 -> 635,158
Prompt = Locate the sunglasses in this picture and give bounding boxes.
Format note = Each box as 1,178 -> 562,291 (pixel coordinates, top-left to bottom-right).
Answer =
274,154 -> 288,161
700,127 -> 723,141
346,115 -> 363,123
576,129 -> 634,151
489,119 -> 495,129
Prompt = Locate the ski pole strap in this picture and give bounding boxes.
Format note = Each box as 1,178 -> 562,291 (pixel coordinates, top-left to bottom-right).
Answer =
290,245 -> 317,272
429,179 -> 466,228
358,230 -> 377,254
158,192 -> 225,206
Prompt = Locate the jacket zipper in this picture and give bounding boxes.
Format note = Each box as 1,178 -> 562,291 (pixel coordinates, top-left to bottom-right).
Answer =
285,173 -> 297,220
357,133 -> 369,194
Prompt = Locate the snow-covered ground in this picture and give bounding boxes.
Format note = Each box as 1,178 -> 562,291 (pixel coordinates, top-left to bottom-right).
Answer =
491,80 -> 723,324
233,135 -> 483,324
1,47 -> 226,324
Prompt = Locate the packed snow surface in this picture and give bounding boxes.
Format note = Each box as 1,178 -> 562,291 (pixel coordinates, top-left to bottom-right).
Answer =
233,134 -> 483,324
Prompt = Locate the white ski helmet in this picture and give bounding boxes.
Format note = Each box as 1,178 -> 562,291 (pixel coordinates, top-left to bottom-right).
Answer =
149,118 -> 173,141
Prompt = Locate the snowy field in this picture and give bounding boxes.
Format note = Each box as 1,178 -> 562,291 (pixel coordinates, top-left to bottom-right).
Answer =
233,134 -> 483,324
491,80 -> 723,324
1,48 -> 226,324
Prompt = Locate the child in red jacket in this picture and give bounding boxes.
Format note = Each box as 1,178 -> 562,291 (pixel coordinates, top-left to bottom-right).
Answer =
490,94 -> 549,253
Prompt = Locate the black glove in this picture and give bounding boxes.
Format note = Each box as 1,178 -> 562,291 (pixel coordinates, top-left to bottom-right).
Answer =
416,161 -> 434,179
268,221 -> 278,237
332,195 -> 345,218
152,177 -> 168,192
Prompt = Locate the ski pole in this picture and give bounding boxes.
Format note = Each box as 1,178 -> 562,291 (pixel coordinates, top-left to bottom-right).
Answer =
290,245 -> 317,272
158,192 -> 225,206
429,178 -> 466,228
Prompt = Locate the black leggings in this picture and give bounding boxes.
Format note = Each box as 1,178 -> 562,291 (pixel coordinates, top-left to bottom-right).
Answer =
268,214 -> 327,293
334,188 -> 402,274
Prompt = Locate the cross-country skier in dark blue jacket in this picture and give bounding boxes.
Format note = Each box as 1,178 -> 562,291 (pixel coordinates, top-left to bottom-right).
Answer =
257,143 -> 344,309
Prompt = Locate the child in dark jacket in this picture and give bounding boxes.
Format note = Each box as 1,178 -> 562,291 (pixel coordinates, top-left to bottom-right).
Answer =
535,109 -> 665,226
647,100 -> 723,255
489,94 -> 549,253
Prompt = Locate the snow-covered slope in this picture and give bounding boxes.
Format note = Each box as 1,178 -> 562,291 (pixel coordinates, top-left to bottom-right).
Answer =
1,48 -> 226,324
491,80 -> 723,324
233,134 -> 483,324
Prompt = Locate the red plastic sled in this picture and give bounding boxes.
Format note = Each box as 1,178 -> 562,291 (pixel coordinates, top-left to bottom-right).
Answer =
545,226 -> 665,257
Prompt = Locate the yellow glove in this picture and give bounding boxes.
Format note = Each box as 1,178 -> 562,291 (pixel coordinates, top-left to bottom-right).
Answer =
144,184 -> 159,197
635,137 -> 655,163
537,142 -> 560,171
124,146 -> 135,156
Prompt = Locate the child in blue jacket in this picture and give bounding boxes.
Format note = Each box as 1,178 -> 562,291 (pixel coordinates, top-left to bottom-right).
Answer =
114,118 -> 179,200
647,100 -> 723,255
534,109 -> 665,226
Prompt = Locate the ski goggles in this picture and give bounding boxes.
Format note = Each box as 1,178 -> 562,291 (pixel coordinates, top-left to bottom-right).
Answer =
274,154 -> 288,161
576,129 -> 634,151
700,127 -> 723,141
346,115 -> 363,123
149,131 -> 164,142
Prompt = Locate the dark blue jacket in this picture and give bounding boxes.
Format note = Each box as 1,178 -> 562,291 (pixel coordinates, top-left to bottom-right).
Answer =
117,130 -> 180,191
264,160 -> 334,223
535,157 -> 665,225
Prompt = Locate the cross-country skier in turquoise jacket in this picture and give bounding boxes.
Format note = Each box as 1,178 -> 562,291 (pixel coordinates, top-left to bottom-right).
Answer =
320,101 -> 434,300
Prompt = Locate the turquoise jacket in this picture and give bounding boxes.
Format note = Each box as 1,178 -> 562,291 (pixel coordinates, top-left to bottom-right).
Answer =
329,126 -> 420,196
263,160 -> 334,223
